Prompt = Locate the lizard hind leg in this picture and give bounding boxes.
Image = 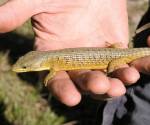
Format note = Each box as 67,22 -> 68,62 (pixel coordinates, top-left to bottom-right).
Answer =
44,68 -> 56,86
106,42 -> 124,48
107,58 -> 127,74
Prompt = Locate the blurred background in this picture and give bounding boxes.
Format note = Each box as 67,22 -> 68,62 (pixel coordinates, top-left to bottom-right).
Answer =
0,0 -> 149,125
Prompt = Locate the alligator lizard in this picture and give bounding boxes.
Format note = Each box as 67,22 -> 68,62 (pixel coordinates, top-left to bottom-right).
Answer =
12,47 -> 150,86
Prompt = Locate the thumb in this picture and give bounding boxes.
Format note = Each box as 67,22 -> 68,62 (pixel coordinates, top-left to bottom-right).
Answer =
0,0 -> 39,33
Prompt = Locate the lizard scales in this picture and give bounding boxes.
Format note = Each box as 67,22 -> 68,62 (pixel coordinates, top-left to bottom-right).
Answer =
12,47 -> 150,86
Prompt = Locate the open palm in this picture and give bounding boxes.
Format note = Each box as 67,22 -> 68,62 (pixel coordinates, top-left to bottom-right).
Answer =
0,0 -> 142,106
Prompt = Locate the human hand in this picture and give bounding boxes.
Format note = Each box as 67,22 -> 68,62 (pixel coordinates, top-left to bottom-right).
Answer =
0,0 -> 140,106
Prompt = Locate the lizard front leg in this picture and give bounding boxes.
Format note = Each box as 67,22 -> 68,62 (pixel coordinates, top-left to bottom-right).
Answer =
44,68 -> 56,86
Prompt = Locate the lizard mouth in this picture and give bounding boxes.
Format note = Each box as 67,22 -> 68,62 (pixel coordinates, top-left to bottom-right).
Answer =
12,67 -> 28,73
11,63 -> 28,72
12,65 -> 49,73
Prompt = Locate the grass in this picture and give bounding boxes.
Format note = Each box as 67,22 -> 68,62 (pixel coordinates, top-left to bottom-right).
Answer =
0,52 -> 65,125
0,11 -> 66,124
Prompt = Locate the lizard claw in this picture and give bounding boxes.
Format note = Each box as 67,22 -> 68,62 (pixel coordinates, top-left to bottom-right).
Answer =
44,69 -> 56,86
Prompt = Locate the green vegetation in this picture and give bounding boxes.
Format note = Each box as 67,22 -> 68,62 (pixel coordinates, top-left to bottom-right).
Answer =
0,9 -> 66,124
0,53 -> 65,125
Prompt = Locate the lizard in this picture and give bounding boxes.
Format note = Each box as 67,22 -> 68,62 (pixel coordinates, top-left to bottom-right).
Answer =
12,47 -> 150,86
12,22 -> 150,86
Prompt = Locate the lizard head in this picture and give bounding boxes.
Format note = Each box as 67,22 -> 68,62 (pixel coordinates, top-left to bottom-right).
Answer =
12,51 -> 49,72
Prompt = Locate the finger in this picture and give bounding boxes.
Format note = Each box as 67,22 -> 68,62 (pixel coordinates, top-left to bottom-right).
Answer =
69,70 -> 110,95
112,67 -> 140,85
107,78 -> 126,97
89,77 -> 126,100
147,36 -> 150,46
131,56 -> 150,75
0,0 -> 38,32
68,70 -> 91,91
47,71 -> 81,106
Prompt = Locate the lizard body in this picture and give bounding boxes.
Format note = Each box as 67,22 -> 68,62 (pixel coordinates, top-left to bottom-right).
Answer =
12,47 -> 150,86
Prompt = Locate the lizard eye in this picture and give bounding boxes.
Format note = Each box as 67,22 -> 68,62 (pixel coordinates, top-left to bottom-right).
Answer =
22,66 -> 27,69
